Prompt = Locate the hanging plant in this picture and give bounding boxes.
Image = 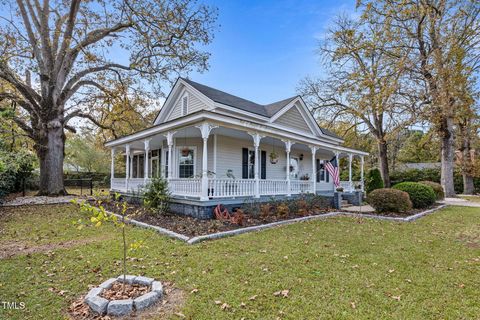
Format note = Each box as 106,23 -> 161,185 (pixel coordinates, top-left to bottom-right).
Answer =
181,147 -> 190,157
269,151 -> 279,164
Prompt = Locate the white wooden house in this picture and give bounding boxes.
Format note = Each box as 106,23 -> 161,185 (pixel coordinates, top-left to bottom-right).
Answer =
105,78 -> 367,215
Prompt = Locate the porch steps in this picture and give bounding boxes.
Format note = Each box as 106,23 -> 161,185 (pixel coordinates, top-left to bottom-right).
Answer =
340,200 -> 352,208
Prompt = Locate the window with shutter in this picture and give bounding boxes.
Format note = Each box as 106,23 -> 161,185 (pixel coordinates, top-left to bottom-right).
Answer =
261,151 -> 266,179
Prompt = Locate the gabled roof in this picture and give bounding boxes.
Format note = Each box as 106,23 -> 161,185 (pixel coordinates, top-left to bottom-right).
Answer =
182,78 -> 295,117
165,78 -> 342,141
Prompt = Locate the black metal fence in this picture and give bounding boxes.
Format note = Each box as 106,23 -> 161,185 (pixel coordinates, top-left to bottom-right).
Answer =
64,178 -> 94,196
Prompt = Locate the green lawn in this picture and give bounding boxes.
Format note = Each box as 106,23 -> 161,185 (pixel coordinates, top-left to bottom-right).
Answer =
459,195 -> 480,203
0,204 -> 479,319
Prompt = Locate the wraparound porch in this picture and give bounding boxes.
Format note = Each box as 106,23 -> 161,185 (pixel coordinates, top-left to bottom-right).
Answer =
107,114 -> 367,201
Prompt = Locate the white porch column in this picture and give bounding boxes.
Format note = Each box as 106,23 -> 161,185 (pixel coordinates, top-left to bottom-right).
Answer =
111,148 -> 115,181
196,123 -> 218,201
334,151 -> 340,191
164,131 -> 176,181
213,134 -> 217,174
360,155 -> 365,192
125,144 -> 130,190
283,140 -> 292,196
144,139 -> 150,183
348,153 -> 353,192
249,132 -> 263,198
310,146 -> 318,194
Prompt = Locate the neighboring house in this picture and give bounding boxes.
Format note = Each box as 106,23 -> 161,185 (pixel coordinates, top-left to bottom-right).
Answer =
105,78 -> 367,217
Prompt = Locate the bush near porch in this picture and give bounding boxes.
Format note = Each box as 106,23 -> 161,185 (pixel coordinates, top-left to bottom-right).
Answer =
1,204 -> 479,319
392,182 -> 436,209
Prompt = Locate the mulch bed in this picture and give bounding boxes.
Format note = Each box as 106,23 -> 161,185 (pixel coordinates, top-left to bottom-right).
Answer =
100,282 -> 150,301
102,201 -> 333,238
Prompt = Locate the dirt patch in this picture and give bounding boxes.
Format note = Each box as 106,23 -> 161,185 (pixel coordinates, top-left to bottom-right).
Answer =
457,227 -> 480,249
0,237 -> 109,260
101,282 -> 150,300
68,282 -> 185,320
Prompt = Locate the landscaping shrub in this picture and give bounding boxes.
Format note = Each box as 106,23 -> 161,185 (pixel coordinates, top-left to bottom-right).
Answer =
367,188 -> 412,213
143,177 -> 171,214
365,168 -> 384,194
390,167 -> 480,194
0,150 -> 36,202
419,181 -> 445,200
392,182 -> 436,209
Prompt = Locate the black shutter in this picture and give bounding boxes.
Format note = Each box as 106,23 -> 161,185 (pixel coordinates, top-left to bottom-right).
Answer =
316,159 -> 320,183
242,148 -> 249,179
261,150 -> 267,179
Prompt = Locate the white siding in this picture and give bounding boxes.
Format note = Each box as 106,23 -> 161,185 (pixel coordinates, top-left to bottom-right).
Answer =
165,91 -> 208,122
274,106 -> 312,133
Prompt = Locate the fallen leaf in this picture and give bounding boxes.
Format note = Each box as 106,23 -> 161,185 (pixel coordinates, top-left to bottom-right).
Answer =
190,288 -> 199,294
249,295 -> 257,301
274,289 -> 289,298
391,295 -> 401,301
221,303 -> 230,310
388,269 -> 395,273
214,300 -> 222,305
174,312 -> 186,318
350,301 -> 356,309
240,302 -> 246,308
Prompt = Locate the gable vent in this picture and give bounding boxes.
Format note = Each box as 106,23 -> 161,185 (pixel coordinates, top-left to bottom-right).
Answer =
182,95 -> 188,116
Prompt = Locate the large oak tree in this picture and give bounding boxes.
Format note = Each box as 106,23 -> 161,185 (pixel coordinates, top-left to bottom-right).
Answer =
299,15 -> 416,187
0,0 -> 217,195
359,0 -> 480,196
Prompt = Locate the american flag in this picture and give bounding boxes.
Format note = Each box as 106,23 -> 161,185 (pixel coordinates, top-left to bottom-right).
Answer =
324,156 -> 340,187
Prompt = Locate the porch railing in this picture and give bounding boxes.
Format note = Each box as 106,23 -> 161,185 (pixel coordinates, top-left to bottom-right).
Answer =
111,177 -> 363,198
259,179 -> 288,195
208,179 -> 255,198
290,180 -> 313,194
169,178 -> 202,197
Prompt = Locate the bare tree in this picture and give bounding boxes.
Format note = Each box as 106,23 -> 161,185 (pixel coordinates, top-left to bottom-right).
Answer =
299,15 -> 415,187
359,0 -> 480,196
0,0 -> 217,195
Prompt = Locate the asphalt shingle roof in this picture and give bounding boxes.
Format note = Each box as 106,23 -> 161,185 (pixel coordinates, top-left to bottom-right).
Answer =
181,78 -> 341,140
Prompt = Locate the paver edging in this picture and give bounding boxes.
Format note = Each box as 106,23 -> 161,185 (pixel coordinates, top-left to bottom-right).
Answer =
104,204 -> 449,245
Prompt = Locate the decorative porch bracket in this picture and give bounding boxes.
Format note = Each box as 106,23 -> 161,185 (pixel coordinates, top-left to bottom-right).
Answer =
196,123 -> 218,200
248,132 -> 265,198
282,139 -> 292,196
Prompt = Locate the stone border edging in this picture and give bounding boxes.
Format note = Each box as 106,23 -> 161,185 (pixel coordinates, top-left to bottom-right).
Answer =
109,212 -> 190,242
107,204 -> 448,245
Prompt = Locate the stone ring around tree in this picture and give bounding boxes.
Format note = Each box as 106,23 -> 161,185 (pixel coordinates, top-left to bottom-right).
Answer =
84,275 -> 163,316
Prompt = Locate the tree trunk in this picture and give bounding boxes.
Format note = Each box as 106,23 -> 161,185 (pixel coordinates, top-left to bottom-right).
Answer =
377,139 -> 391,187
440,117 -> 456,197
37,121 -> 66,196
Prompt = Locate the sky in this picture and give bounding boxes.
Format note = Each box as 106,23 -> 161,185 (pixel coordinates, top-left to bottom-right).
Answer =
189,0 -> 358,104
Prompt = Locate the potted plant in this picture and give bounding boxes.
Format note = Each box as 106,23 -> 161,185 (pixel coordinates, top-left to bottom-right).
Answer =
336,187 -> 344,192
269,151 -> 279,164
300,174 -> 310,181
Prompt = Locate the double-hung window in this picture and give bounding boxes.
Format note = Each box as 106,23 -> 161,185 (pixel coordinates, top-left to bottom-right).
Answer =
178,147 -> 195,178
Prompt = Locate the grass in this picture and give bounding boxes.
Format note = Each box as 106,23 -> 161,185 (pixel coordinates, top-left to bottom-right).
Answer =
459,195 -> 480,203
0,204 -> 479,319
